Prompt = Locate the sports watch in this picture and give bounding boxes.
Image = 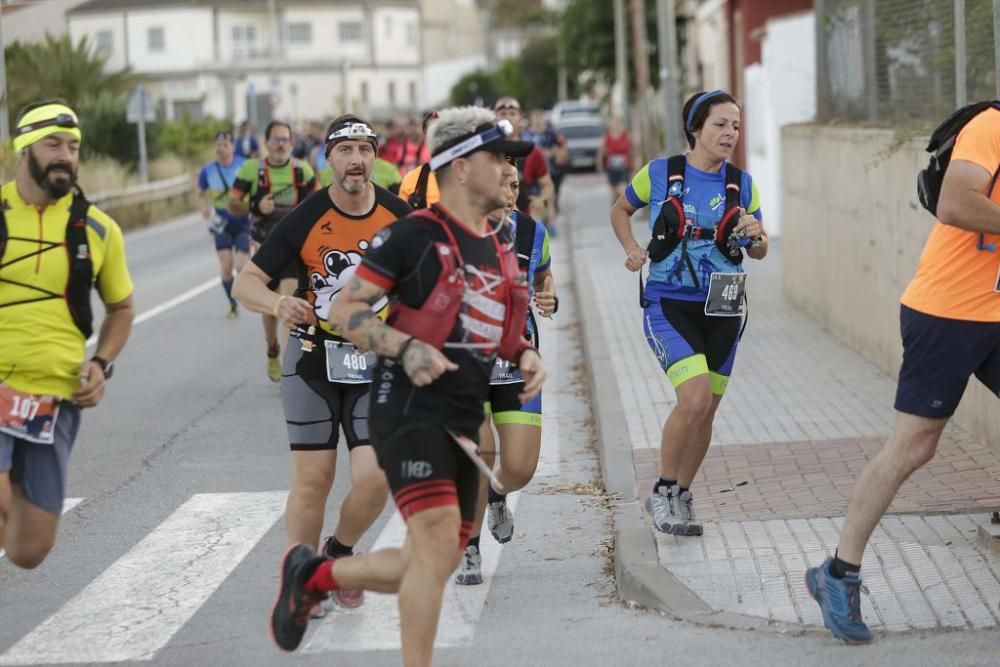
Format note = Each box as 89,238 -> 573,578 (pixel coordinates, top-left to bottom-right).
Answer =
91,355 -> 114,380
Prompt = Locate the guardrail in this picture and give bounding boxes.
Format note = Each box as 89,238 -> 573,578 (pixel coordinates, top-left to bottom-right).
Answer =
89,174 -> 193,210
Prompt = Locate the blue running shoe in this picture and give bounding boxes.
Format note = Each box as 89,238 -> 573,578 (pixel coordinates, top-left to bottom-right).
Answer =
805,558 -> 872,644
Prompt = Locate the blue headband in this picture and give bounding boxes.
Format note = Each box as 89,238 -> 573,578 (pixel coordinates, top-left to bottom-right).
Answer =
685,89 -> 725,130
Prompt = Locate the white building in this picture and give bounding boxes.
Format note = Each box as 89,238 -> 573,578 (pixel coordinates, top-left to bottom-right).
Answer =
1,1 -> 90,47
65,0 -> 489,123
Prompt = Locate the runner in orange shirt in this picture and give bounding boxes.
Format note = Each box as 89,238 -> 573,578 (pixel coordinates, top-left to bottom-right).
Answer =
806,106 -> 1000,643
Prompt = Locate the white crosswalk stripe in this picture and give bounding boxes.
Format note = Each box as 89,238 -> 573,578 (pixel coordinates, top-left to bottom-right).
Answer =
0,339 -> 563,663
303,493 -> 521,653
0,497 -> 84,561
0,492 -> 286,665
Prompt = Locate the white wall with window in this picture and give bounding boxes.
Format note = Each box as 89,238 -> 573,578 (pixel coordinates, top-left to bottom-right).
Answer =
124,8 -> 213,71
94,29 -> 115,59
347,69 -> 422,117
371,7 -> 420,66
217,10 -> 272,61
68,14 -> 127,71
281,6 -> 368,62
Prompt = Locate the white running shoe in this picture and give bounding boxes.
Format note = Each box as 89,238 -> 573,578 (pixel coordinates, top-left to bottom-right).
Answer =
455,545 -> 483,585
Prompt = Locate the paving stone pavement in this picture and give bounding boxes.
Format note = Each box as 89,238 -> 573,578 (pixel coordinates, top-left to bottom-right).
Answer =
567,174 -> 1000,633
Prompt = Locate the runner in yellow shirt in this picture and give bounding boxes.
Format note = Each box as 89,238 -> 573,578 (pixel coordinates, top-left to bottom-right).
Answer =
0,101 -> 134,569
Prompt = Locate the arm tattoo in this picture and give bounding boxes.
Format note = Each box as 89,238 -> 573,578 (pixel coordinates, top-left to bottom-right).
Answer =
345,276 -> 387,306
346,309 -> 377,332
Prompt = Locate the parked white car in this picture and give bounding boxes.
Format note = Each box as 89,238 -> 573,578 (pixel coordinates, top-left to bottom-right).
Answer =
556,118 -> 606,171
549,100 -> 601,127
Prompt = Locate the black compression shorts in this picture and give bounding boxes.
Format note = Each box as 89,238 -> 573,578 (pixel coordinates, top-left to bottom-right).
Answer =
373,419 -> 478,548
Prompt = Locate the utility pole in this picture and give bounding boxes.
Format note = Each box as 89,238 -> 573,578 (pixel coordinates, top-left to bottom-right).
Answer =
557,37 -> 568,102
656,0 -> 682,154
0,10 -> 9,142
994,0 -> 1000,98
629,0 -> 652,162
613,0 -> 630,127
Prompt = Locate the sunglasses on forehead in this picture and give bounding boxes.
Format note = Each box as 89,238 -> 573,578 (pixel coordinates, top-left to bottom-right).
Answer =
495,103 -> 521,111
16,114 -> 79,137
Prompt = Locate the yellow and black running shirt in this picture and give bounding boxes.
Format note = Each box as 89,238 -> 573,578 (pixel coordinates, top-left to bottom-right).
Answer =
0,182 -> 133,399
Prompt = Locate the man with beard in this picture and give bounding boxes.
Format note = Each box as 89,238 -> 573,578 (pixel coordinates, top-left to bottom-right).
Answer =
233,116 -> 410,613
0,101 -> 135,568
230,120 -> 317,382
267,106 -> 545,667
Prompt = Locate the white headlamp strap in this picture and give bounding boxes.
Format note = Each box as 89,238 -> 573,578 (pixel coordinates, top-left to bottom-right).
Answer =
429,121 -> 512,171
327,123 -> 377,142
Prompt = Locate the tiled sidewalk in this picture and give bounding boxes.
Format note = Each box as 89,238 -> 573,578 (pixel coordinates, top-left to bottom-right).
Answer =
567,174 -> 1000,632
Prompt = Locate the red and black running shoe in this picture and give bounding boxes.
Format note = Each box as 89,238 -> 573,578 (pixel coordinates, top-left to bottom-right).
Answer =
269,544 -> 325,652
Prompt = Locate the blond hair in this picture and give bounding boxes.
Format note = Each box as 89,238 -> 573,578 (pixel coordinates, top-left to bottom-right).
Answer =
426,106 -> 496,155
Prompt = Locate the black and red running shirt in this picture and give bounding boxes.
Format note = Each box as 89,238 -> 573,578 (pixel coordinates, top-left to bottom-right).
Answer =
356,204 -> 517,434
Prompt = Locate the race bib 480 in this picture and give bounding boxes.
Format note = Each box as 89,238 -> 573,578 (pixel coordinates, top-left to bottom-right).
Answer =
325,341 -> 375,384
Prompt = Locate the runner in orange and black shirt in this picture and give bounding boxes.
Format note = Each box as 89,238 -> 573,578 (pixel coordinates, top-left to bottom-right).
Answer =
233,115 -> 409,614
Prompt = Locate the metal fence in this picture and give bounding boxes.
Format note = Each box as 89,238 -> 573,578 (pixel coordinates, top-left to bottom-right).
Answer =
89,174 -> 192,211
816,0 -> 999,126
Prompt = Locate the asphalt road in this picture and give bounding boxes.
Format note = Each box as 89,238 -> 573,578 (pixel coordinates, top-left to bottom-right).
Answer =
1,182 -> 998,666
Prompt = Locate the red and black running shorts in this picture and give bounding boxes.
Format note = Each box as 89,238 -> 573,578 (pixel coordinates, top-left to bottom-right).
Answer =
372,419 -> 479,549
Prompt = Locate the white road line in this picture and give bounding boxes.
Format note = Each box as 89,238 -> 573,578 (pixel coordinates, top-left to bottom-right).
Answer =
302,493 -> 522,653
86,277 -> 218,349
535,311 -> 561,478
0,497 -> 83,561
0,492 -> 286,665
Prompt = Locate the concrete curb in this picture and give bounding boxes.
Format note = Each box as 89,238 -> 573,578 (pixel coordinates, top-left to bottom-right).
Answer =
566,211 -> 813,633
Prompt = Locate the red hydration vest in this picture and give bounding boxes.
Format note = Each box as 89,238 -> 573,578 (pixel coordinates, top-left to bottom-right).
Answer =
389,208 -> 533,363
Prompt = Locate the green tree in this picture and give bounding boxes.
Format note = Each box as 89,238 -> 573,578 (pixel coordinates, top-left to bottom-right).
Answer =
5,34 -> 139,163
517,39 -> 560,109
450,70 -> 499,106
157,117 -> 230,162
5,34 -> 135,118
559,0 -> 660,90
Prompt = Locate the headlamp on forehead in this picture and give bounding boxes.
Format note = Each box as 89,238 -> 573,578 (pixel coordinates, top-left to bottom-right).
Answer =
429,120 -> 514,171
13,104 -> 82,153
327,123 -> 378,143
15,113 -> 79,137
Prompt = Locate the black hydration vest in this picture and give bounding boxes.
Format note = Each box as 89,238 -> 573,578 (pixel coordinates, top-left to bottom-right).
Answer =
0,191 -> 97,337
647,154 -> 746,289
407,163 -> 432,210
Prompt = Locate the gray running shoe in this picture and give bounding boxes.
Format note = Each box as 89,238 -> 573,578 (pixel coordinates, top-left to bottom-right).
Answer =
455,545 -> 483,585
487,500 -> 514,544
675,490 -> 703,536
645,489 -> 682,534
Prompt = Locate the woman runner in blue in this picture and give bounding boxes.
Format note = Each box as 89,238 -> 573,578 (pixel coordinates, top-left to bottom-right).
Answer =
609,90 -> 768,537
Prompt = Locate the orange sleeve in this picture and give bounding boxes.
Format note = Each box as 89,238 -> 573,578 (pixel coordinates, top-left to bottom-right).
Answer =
399,167 -> 420,200
952,109 -> 1000,180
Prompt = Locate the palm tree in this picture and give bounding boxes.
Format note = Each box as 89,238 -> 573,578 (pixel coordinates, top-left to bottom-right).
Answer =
5,33 -> 134,119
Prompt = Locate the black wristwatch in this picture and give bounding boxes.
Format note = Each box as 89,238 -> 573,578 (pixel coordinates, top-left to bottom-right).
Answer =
91,355 -> 114,380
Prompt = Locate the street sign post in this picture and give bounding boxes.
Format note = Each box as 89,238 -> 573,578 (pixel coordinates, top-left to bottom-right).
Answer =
127,86 -> 156,183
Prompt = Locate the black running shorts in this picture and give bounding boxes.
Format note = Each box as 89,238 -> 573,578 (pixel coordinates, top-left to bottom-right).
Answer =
895,304 -> 1000,419
372,419 -> 478,548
